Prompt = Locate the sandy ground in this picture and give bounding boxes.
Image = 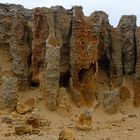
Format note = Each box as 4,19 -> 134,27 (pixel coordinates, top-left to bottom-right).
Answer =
0,70 -> 139,140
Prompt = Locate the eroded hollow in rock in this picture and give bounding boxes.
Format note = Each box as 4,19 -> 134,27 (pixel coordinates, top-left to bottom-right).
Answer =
59,72 -> 70,87
30,80 -> 40,88
98,57 -> 110,70
78,63 -> 96,84
0,43 -> 12,73
29,72 -> 40,88
77,64 -> 96,106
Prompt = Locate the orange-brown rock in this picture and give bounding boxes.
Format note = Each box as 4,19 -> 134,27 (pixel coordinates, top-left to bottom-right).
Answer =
15,124 -> 33,135
26,115 -> 40,128
70,7 -> 110,106
120,86 -> 130,101
0,4 -> 32,110
133,80 -> 140,107
16,102 -> 32,114
31,7 -> 72,110
31,8 -> 48,84
76,109 -> 92,130
0,3 -> 140,112
25,98 -> 36,109
58,127 -> 76,140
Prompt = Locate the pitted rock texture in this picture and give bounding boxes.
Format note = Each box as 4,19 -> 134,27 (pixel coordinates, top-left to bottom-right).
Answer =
70,7 -> 110,106
118,15 -> 136,74
134,27 -> 140,107
0,3 -> 140,111
31,7 -> 72,110
110,28 -> 122,87
0,76 -> 18,111
0,4 -> 32,109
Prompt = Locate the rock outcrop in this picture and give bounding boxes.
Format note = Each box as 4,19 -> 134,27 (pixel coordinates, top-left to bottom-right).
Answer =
0,4 -> 32,110
70,7 -> 110,107
110,28 -> 122,87
0,76 -> 18,110
134,27 -> 140,107
31,7 -> 72,110
118,15 -> 136,74
0,3 -> 140,112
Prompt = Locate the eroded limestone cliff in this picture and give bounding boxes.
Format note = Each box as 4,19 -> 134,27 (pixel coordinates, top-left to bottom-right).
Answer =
0,3 -> 140,112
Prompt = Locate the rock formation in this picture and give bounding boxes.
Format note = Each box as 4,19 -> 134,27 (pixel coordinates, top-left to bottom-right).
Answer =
134,27 -> 140,107
118,15 -> 136,74
76,109 -> 93,130
0,3 -> 140,112
0,4 -> 32,110
58,127 -> 76,140
110,28 -> 122,87
70,7 -> 110,107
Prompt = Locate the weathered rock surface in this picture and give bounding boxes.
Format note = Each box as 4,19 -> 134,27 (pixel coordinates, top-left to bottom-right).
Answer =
135,27 -> 140,79
58,127 -> 76,140
16,98 -> 36,114
76,109 -> 93,130
15,124 -> 33,135
70,7 -> 110,106
31,7 -> 72,110
103,89 -> 120,113
0,4 -> 32,110
120,86 -> 130,101
0,3 -> 140,111
133,80 -> 140,107
134,27 -> 140,107
118,15 -> 136,74
0,76 -> 18,111
110,28 -> 122,87
26,115 -> 40,128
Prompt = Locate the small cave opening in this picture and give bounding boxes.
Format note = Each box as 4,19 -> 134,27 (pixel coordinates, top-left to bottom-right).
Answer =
59,72 -> 70,87
27,53 -> 32,66
98,57 -> 110,70
29,80 -> 40,88
28,73 -> 40,89
78,63 -> 96,83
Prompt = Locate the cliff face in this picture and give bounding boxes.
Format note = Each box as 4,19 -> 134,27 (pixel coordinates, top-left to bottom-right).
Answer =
0,4 -> 140,111
70,7 -> 110,106
0,4 -> 32,110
